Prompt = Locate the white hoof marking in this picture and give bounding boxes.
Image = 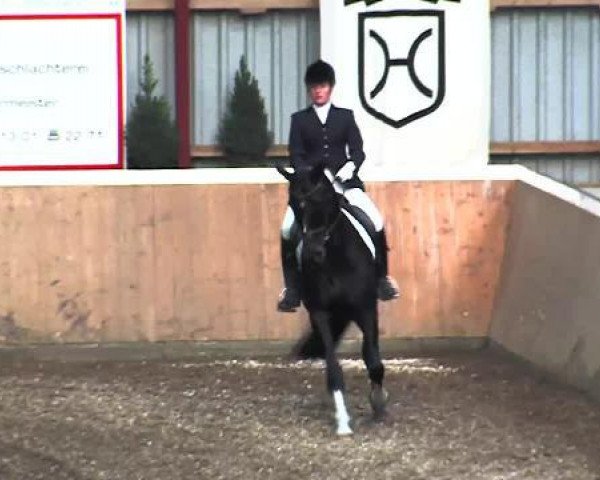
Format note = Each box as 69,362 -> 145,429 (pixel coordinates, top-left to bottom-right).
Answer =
333,390 -> 352,436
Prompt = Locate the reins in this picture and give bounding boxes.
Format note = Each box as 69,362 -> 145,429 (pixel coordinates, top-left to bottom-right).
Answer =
297,175 -> 346,244
297,181 -> 324,203
303,201 -> 344,243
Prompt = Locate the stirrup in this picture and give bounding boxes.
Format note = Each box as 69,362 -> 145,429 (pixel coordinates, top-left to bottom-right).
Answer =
378,276 -> 399,301
277,288 -> 301,312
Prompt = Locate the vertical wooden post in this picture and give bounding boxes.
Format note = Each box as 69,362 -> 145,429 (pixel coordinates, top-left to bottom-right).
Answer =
175,0 -> 191,168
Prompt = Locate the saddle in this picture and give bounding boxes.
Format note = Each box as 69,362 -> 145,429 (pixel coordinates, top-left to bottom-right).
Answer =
339,196 -> 377,259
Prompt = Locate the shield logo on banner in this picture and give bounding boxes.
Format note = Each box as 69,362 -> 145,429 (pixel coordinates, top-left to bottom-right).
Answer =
358,10 -> 446,128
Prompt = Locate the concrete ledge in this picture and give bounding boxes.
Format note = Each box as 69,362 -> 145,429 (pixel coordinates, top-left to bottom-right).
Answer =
490,181 -> 600,402
488,341 -> 600,402
0,337 -> 488,363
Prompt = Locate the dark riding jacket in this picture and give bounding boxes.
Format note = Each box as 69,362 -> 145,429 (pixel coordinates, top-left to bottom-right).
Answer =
288,105 -> 366,189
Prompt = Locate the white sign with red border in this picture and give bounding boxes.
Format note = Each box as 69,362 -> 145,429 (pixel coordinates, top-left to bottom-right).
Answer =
0,0 -> 125,170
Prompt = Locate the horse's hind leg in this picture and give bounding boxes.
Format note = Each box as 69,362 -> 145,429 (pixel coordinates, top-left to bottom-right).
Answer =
357,307 -> 388,419
311,310 -> 352,436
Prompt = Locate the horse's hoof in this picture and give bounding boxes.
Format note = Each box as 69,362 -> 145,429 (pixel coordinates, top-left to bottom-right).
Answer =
336,425 -> 353,436
369,386 -> 389,419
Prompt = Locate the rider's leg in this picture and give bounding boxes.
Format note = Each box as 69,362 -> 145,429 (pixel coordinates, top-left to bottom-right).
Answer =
343,188 -> 384,230
278,206 -> 302,312
343,188 -> 399,301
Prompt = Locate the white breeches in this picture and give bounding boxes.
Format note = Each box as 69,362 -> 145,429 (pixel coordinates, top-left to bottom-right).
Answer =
281,206 -> 297,240
343,188 -> 384,231
281,187 -> 384,240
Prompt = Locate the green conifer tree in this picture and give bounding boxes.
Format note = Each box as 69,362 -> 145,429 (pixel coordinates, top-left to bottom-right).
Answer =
217,56 -> 273,164
127,55 -> 179,169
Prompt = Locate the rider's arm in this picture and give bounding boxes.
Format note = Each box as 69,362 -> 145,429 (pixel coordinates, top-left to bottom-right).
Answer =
347,111 -> 365,171
288,113 -> 305,169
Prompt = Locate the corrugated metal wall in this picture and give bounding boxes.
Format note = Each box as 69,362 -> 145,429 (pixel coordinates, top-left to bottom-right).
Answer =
125,8 -> 600,184
191,11 -> 319,145
492,8 -> 600,142
491,7 -> 600,184
126,13 -> 177,117
126,11 -> 319,145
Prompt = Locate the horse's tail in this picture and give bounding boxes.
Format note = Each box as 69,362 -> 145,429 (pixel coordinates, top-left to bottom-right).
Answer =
291,316 -> 352,359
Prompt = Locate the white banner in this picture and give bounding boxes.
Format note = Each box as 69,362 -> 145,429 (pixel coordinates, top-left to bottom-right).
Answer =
320,0 -> 490,171
0,0 -> 125,169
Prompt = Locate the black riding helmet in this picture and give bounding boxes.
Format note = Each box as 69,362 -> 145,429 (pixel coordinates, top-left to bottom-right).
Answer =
304,60 -> 336,87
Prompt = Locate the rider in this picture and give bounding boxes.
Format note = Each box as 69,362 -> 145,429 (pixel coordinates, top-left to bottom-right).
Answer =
277,59 -> 400,312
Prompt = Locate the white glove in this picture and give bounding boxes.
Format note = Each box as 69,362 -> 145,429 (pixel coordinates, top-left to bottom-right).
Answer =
335,162 -> 356,182
324,168 -> 344,193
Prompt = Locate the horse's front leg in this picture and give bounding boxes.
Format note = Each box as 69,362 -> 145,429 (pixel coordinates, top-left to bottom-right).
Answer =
356,306 -> 388,419
311,310 -> 352,436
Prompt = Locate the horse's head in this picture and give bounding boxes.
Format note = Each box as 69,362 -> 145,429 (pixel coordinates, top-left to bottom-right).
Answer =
277,164 -> 340,265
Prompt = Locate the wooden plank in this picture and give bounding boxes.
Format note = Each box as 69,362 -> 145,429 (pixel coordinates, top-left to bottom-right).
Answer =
191,144 -> 289,158
491,0 -> 600,10
258,184 -> 276,340
126,0 -> 318,11
367,181 -> 511,338
379,183 -> 411,337
131,186 -> 157,342
415,183 -> 444,335
491,141 -> 600,155
450,183 -> 492,337
127,0 -> 600,11
240,185 -> 262,339
188,185 -> 218,340
53,188 -> 88,341
196,141 -> 600,159
0,189 -> 12,335
192,185 -> 235,339
98,187 -> 120,342
195,186 -> 225,339
0,180 -> 514,344
127,0 -> 174,10
33,188 -> 58,341
169,186 -> 197,339
190,0 -> 318,10
79,187 -> 107,341
435,182 -> 461,334
222,184 -> 254,339
152,186 -> 179,340
9,189 -> 39,338
114,186 -> 142,341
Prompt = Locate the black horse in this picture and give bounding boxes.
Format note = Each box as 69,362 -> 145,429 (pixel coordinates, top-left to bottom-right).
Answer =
277,165 -> 388,435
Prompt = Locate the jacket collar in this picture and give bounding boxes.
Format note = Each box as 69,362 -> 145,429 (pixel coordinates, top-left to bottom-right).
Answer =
305,103 -> 337,125
304,103 -> 337,112
313,101 -> 332,124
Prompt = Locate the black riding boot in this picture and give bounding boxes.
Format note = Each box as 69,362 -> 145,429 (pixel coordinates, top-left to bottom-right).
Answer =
277,237 -> 302,312
375,229 -> 400,301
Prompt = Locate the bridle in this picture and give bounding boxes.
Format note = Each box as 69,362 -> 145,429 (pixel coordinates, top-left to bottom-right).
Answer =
304,209 -> 343,243
298,179 -> 344,244
296,180 -> 324,206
